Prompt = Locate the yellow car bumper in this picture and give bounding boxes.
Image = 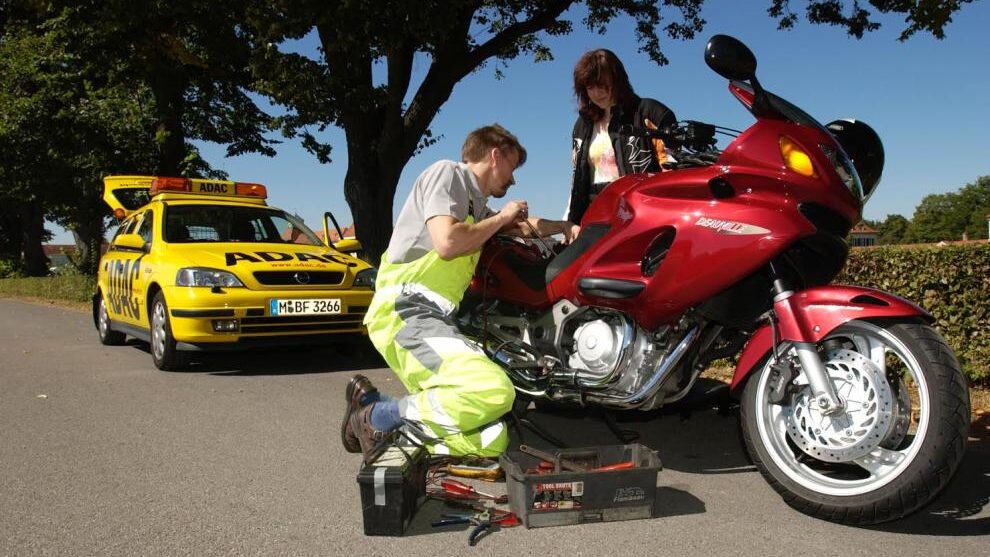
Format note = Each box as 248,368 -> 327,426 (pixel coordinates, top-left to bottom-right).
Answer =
164,286 -> 373,346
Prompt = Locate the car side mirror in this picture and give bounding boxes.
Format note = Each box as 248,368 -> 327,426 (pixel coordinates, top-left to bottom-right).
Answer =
705,34 -> 757,82
114,233 -> 148,252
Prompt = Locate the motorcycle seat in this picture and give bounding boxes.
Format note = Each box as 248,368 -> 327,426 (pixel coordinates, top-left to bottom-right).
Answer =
545,223 -> 611,285
500,249 -> 552,291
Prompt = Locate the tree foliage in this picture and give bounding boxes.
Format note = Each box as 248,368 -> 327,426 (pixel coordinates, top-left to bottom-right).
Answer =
244,0 -> 977,264
769,0 -> 975,40
46,0 -> 277,175
245,1 -> 711,264
868,213 -> 910,245
0,0 -> 978,272
0,0 -> 280,275
904,175 -> 990,243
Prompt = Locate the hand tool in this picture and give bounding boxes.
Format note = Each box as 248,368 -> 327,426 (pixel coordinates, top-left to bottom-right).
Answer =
446,458 -> 503,481
518,444 -> 587,472
440,479 -> 508,504
431,509 -> 519,546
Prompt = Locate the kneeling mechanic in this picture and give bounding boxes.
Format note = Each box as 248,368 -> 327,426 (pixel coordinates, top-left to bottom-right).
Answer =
342,124 -> 580,459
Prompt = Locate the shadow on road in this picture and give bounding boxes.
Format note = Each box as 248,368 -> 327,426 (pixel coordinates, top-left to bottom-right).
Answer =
123,338 -> 385,375
866,439 -> 989,536
510,380 -> 990,536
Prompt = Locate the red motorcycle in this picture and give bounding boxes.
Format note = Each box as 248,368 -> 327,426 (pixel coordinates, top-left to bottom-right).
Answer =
459,35 -> 970,524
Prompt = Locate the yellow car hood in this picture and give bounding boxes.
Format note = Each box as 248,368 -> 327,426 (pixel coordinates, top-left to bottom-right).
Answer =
167,242 -> 365,274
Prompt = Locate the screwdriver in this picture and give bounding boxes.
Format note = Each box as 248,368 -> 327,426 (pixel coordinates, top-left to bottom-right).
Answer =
441,479 -> 508,503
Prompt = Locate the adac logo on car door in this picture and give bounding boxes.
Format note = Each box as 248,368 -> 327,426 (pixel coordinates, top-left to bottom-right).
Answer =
105,254 -> 144,320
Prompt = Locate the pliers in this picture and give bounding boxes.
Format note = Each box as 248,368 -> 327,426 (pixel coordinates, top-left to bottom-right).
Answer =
431,510 -> 518,546
431,511 -> 494,546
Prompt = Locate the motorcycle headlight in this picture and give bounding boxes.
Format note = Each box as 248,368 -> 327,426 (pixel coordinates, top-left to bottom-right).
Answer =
176,267 -> 245,288
352,267 -> 377,290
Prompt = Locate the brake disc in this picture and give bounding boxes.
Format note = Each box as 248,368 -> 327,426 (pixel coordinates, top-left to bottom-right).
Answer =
783,348 -> 895,462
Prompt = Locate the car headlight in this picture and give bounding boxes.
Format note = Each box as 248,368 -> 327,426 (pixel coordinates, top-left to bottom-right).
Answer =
176,267 -> 245,288
352,268 -> 377,290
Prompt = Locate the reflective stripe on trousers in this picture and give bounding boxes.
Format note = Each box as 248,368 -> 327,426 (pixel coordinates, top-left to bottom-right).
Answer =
363,236 -> 515,456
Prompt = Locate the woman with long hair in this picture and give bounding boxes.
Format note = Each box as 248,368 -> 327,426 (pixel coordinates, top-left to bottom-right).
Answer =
566,49 -> 677,224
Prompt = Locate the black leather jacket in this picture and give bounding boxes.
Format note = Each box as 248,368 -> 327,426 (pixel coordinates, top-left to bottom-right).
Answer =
567,95 -> 676,224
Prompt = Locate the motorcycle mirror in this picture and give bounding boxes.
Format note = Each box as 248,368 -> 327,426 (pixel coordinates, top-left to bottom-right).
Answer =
705,35 -> 757,82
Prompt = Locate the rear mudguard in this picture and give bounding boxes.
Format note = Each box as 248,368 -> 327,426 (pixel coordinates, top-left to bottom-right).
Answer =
730,285 -> 931,394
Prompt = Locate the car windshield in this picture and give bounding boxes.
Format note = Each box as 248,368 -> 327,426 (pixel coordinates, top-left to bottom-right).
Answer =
164,205 -> 324,245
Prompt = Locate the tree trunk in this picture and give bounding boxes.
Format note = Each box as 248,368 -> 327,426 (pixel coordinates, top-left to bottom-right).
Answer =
20,201 -> 49,276
150,69 -> 187,176
344,141 -> 403,266
71,218 -> 105,276
0,203 -> 24,265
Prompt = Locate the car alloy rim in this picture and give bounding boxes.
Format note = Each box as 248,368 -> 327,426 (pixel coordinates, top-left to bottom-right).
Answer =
152,302 -> 166,359
99,299 -> 110,336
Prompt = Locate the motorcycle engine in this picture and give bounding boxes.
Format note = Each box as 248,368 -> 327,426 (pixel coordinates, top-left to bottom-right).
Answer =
567,318 -> 626,379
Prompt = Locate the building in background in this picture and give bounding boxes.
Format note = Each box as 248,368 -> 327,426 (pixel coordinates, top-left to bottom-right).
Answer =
850,222 -> 878,247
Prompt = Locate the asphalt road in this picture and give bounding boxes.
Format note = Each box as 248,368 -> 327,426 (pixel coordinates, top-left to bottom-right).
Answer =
1,298 -> 987,556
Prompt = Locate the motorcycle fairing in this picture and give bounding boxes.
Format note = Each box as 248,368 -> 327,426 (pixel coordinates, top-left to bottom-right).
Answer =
544,121 -> 849,330
730,285 -> 931,393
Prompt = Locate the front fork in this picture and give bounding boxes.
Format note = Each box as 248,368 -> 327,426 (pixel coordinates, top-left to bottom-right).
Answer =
767,269 -> 844,415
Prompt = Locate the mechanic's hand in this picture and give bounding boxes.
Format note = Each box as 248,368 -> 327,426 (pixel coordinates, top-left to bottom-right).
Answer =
500,200 -> 529,224
561,223 -> 581,244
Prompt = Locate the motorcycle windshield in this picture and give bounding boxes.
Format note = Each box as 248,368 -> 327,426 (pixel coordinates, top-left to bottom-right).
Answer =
730,81 -> 831,136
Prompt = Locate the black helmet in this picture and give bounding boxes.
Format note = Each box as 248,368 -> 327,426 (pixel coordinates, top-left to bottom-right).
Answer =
826,119 -> 884,200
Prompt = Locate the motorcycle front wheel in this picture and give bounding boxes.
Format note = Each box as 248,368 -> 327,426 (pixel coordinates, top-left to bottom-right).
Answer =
740,319 -> 970,524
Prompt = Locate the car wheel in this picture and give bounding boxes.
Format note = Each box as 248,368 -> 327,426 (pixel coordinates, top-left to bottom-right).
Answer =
150,292 -> 191,370
96,293 -> 126,346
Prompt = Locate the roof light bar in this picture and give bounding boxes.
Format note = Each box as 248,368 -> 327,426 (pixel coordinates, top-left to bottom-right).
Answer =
150,177 -> 193,195
234,183 -> 268,198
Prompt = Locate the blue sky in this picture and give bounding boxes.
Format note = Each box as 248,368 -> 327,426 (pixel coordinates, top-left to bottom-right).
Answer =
51,0 -> 990,242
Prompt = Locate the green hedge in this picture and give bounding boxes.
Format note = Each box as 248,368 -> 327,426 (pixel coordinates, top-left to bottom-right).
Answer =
836,242 -> 990,385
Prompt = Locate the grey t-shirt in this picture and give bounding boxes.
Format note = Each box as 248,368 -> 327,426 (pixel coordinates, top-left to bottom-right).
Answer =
386,160 -> 494,264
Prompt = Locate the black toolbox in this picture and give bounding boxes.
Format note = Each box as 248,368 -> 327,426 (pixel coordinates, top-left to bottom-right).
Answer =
355,442 -> 428,536
500,444 -> 662,528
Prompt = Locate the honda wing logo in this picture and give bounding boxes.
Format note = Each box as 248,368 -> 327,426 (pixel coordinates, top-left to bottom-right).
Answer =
695,217 -> 770,235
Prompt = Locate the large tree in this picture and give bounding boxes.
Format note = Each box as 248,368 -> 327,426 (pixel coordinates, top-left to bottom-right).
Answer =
1,1 -> 281,274
0,25 -> 71,275
871,214 -> 910,245
0,11 -> 161,275
246,0 -> 975,265
46,0 -> 277,176
903,176 -> 990,243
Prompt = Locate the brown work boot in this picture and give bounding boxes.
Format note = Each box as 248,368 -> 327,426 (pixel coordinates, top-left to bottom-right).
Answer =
349,403 -> 389,459
341,374 -> 378,453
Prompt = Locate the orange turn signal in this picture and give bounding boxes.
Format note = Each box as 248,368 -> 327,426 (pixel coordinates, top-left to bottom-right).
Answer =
235,182 -> 267,198
779,136 -> 816,178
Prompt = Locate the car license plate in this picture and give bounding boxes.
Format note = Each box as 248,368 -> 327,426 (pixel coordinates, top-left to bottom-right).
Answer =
269,298 -> 341,316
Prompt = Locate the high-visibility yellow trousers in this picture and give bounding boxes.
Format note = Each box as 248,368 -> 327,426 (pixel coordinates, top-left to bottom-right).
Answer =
364,284 -> 514,456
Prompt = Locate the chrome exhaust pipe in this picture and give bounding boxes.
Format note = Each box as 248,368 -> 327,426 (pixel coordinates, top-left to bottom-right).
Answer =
587,325 -> 701,409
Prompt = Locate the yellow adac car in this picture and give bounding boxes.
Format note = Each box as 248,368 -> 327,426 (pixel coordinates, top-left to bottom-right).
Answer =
93,175 -> 377,370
